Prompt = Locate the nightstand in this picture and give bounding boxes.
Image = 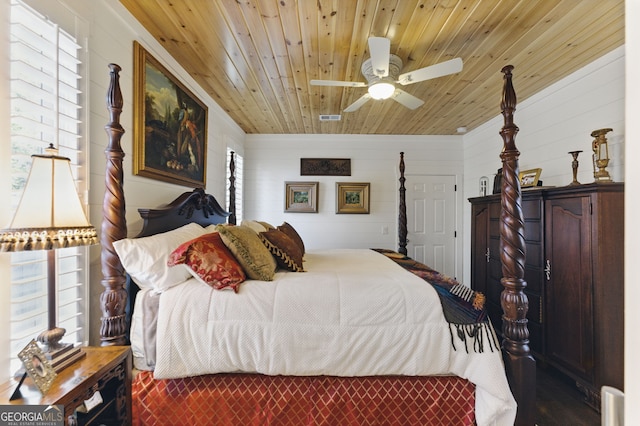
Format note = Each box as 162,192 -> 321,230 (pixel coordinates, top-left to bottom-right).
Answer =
1,346 -> 131,425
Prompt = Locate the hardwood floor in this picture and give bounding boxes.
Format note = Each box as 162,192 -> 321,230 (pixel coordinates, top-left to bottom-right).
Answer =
536,366 -> 600,425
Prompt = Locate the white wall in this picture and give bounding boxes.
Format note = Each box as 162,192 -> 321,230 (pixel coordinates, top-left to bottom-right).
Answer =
43,0 -> 246,345
243,134 -> 465,278
461,46 -> 625,285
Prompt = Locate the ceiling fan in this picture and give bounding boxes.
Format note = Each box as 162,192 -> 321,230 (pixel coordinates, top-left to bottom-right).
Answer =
311,37 -> 463,112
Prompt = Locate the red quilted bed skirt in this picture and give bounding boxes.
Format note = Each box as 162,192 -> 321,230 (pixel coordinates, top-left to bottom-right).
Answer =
132,371 -> 475,425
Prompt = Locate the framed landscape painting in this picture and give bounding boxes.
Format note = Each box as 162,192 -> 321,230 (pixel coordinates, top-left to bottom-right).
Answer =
284,182 -> 318,213
336,182 -> 370,214
133,41 -> 208,187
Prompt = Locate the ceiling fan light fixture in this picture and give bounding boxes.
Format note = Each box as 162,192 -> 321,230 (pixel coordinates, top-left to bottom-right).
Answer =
368,82 -> 395,100
314,38 -> 462,112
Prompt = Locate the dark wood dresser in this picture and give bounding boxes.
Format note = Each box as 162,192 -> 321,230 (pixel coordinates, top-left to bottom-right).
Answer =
470,182 -> 624,409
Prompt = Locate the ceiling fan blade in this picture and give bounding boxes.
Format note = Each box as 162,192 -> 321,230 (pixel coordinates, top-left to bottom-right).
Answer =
310,79 -> 367,87
391,89 -> 425,110
368,37 -> 390,77
397,57 -> 463,85
344,93 -> 372,112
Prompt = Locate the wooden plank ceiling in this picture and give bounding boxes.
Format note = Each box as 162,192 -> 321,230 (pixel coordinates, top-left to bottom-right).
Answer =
119,0 -> 624,135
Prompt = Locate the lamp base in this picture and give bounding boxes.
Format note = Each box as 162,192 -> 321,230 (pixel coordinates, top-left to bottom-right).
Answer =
43,342 -> 86,373
37,327 -> 86,372
49,346 -> 86,373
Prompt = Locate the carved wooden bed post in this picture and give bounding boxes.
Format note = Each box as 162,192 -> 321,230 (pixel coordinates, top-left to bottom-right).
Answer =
398,152 -> 408,255
100,64 -> 128,346
499,65 -> 536,425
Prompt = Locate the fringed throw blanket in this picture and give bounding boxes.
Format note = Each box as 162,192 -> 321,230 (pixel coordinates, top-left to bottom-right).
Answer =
372,249 -> 499,354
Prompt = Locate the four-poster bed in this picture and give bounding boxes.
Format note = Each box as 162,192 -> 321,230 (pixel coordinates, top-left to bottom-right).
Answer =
98,64 -> 535,424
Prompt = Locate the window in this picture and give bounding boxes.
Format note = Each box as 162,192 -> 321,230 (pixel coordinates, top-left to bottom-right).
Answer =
7,0 -> 88,376
226,147 -> 243,224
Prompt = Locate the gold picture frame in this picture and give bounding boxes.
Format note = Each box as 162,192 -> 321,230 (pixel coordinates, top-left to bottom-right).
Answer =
133,41 -> 208,188
336,182 -> 370,214
18,339 -> 57,395
285,181 -> 319,213
519,168 -> 542,188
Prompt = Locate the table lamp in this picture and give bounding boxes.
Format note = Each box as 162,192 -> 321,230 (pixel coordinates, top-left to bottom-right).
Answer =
0,144 -> 97,371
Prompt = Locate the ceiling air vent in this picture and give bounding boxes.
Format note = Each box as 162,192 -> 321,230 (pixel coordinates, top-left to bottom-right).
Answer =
319,114 -> 341,121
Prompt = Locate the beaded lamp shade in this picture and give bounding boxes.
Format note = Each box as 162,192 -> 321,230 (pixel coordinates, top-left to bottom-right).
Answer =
0,145 -> 97,252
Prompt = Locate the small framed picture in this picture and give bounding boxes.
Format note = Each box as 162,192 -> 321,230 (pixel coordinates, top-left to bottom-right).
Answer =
284,181 -> 319,213
519,168 -> 542,188
336,182 -> 370,214
18,339 -> 57,395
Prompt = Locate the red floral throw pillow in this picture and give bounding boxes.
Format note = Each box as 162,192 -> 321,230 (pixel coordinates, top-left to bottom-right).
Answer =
168,232 -> 246,292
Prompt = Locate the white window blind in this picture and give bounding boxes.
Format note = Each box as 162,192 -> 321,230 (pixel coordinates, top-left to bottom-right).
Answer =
226,148 -> 243,224
8,0 -> 88,376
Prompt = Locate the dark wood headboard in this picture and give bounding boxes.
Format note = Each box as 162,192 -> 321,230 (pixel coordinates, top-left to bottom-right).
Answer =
135,188 -> 229,238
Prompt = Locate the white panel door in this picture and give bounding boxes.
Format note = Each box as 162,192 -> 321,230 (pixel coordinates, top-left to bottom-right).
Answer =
406,175 -> 456,277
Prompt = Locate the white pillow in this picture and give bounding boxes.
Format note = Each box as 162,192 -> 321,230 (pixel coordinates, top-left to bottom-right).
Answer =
112,222 -> 209,291
240,219 -> 267,234
205,224 -> 219,233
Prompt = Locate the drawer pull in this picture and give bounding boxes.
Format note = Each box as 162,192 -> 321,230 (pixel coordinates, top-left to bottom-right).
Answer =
77,390 -> 103,413
485,247 -> 490,263
544,259 -> 551,281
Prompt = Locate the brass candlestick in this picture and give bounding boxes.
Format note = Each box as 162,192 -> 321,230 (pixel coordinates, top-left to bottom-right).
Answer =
568,150 -> 582,185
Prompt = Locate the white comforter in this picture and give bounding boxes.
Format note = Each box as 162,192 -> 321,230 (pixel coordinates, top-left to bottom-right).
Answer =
152,249 -> 516,425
